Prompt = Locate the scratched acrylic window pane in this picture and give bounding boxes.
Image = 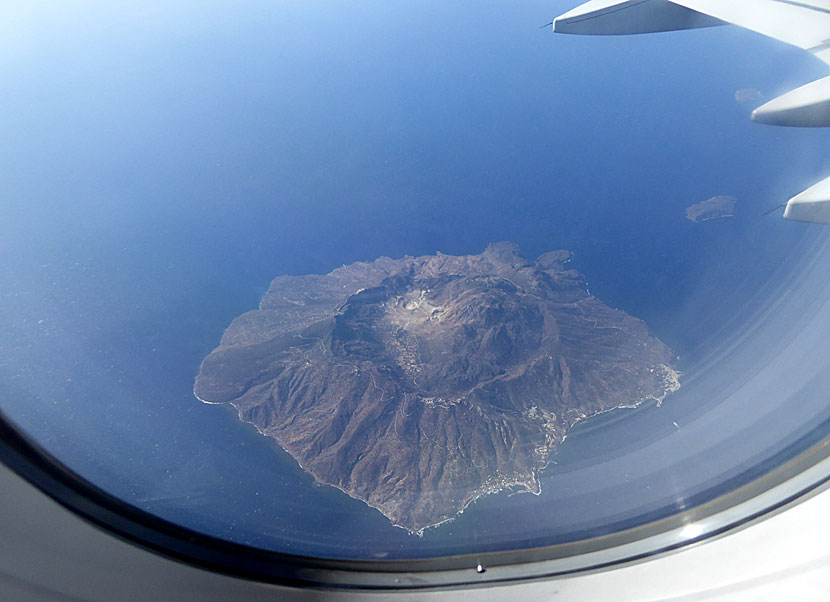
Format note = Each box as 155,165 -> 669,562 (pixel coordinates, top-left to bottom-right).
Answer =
2,1 -> 830,560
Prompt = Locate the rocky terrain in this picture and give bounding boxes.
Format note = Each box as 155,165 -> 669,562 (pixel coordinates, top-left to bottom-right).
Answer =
195,243 -> 679,532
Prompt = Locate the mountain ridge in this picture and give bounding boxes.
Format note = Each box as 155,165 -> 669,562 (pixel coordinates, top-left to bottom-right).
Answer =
195,243 -> 680,532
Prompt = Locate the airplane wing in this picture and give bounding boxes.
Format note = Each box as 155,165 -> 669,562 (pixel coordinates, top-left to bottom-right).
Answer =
552,0 -> 830,224
668,0 -> 830,65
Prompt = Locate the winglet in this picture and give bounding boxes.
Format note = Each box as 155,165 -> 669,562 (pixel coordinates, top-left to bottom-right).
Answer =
752,75 -> 830,127
784,175 -> 830,225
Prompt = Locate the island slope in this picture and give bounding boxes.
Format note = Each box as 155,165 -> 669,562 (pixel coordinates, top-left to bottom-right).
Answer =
195,243 -> 679,533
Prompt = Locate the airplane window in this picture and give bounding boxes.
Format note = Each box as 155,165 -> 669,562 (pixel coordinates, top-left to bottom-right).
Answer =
2,0 -> 830,586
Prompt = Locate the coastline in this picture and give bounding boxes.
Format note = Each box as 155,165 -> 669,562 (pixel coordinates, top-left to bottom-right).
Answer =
194,386 -> 441,535
193,361 -> 681,535
562,363 -> 682,444
194,386 -> 540,535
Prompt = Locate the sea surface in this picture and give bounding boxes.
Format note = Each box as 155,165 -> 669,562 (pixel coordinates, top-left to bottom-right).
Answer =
2,0 -> 830,559
2,212 -> 827,559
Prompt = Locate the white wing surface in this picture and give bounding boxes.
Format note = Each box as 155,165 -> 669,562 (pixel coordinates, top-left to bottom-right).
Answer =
553,0 -> 830,224
669,0 -> 830,64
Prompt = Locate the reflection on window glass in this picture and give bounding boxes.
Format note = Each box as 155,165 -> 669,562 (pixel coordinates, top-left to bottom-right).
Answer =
1,1 -> 830,561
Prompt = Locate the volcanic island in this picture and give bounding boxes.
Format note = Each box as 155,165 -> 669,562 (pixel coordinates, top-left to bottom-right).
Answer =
195,243 -> 680,533
686,196 -> 736,222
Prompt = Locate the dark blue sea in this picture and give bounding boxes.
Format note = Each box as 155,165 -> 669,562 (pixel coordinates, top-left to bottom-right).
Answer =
2,1 -> 830,559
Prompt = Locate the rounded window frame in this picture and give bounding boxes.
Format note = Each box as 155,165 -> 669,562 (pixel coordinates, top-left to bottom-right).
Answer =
1,409 -> 829,590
